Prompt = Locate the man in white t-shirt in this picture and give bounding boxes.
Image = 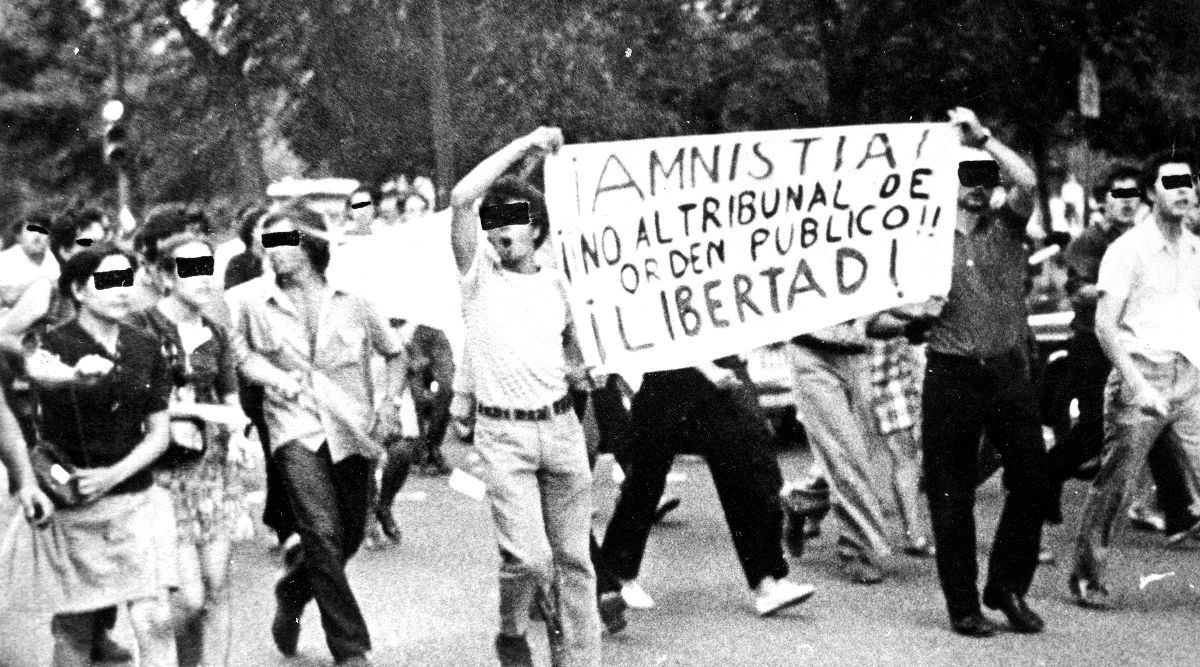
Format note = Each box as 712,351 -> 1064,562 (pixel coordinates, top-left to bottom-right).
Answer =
0,214 -> 59,315
450,127 -> 600,667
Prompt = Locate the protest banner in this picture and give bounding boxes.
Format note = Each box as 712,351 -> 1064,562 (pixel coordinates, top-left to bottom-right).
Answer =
544,123 -> 960,373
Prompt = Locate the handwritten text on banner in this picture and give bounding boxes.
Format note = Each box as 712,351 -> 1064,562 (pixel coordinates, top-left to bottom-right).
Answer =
545,123 -> 960,373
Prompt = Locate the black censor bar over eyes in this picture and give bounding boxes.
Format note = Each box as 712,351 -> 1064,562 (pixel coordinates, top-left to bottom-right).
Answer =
480,202 -> 530,231
958,160 -> 999,188
262,230 -> 300,248
93,268 -> 134,290
176,256 -> 214,278
1161,175 -> 1196,190
76,238 -> 94,247
1110,188 -> 1141,199
350,200 -> 372,209
26,224 -> 48,235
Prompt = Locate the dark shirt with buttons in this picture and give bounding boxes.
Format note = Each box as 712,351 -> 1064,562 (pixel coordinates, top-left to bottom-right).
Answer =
926,205 -> 1032,359
38,320 -> 171,495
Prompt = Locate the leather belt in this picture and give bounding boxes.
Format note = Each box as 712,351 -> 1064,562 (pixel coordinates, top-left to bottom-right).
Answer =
477,396 -> 573,422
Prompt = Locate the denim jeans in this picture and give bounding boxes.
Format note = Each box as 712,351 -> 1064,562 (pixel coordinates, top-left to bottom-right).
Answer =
274,443 -> 373,662
474,411 -> 601,667
1073,353 -> 1200,583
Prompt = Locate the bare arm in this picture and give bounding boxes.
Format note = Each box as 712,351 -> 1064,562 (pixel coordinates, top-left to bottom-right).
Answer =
1095,291 -> 1166,415
950,107 -> 1037,218
75,411 -> 171,502
449,127 -> 564,274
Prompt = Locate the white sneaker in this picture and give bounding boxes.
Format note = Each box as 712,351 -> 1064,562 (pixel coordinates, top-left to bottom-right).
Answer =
755,577 -> 815,617
620,580 -> 655,609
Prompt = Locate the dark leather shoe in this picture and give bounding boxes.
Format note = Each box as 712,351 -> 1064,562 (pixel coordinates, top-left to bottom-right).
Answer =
1069,573 -> 1110,609
494,633 -> 534,667
90,633 -> 134,663
598,591 -> 628,634
983,590 -> 1045,633
376,507 -> 402,544
271,604 -> 302,657
950,613 -> 1000,638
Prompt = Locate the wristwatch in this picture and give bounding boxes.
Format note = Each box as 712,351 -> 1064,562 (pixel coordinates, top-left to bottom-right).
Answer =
966,128 -> 992,149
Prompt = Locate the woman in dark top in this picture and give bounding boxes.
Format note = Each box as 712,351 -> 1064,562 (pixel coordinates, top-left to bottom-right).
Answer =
6,243 -> 177,666
130,233 -> 246,666
223,204 -> 266,290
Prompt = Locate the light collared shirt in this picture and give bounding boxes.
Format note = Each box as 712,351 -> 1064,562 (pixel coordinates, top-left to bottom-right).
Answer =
1097,218 -> 1200,367
229,276 -> 402,462
460,243 -> 573,409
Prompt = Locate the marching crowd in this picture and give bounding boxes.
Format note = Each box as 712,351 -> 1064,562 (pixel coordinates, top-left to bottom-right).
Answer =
0,105 -> 1199,667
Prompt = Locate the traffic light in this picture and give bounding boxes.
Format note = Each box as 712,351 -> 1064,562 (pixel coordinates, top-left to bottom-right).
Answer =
101,100 -> 128,166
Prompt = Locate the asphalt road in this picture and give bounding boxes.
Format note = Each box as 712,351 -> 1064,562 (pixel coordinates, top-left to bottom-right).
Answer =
4,436 -> 1200,666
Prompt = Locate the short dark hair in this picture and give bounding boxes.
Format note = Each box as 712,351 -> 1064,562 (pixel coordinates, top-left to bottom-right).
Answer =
49,207 -> 105,261
154,233 -> 215,274
1099,164 -> 1143,198
58,242 -> 138,304
11,211 -> 52,244
1141,147 -> 1200,194
347,186 -> 378,210
481,176 -> 550,248
236,203 -> 268,247
260,204 -> 331,275
136,203 -> 211,263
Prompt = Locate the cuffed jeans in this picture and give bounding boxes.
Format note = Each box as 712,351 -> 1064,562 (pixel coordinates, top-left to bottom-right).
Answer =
475,410 -> 601,667
274,443 -> 372,662
787,344 -> 892,560
923,348 -> 1049,619
601,369 -> 788,590
1073,353 -> 1200,584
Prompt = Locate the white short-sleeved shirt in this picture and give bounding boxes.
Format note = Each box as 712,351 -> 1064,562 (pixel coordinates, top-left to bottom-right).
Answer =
460,243 -> 571,409
1096,219 -> 1200,367
0,246 -> 58,311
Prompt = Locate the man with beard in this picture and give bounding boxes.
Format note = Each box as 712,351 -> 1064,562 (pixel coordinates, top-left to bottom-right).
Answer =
920,107 -> 1048,637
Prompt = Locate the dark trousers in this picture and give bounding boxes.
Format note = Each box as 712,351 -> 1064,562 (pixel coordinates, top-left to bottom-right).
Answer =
411,325 -> 455,463
601,369 -> 787,589
922,349 -> 1049,619
241,381 -> 294,542
570,387 -> 627,598
1048,332 -> 1193,528
274,443 -> 372,662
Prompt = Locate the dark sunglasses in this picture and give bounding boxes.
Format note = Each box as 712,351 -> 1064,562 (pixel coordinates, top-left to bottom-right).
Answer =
262,230 -> 301,248
175,256 -> 214,278
958,160 -> 999,188
480,202 -> 531,231
93,268 -> 134,290
1161,174 -> 1197,190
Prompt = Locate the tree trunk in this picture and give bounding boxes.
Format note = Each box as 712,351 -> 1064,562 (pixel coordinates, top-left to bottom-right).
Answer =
227,75 -> 268,204
425,0 -> 455,209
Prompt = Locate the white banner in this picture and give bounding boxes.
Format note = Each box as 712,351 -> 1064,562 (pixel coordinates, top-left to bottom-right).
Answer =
545,123 -> 960,373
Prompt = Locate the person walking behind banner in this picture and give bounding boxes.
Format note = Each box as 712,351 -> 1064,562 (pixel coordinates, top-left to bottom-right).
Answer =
449,127 -> 601,667
231,205 -> 406,667
1069,149 -> 1200,608
864,311 -> 936,557
786,321 -> 893,583
2,243 -> 178,666
921,107 -> 1048,638
129,234 -> 249,666
600,360 -> 816,616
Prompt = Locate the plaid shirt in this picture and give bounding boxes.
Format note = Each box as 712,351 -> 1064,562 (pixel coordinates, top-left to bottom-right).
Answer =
868,338 -> 922,436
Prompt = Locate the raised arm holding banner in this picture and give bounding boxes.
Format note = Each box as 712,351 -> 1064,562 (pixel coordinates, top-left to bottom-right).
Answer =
545,123 -> 960,374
